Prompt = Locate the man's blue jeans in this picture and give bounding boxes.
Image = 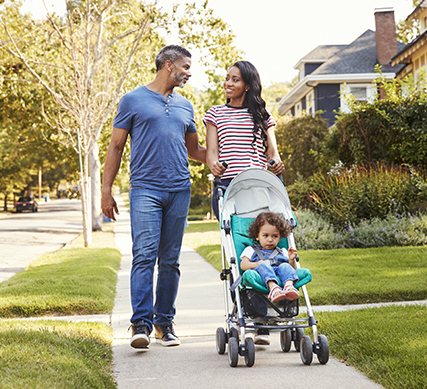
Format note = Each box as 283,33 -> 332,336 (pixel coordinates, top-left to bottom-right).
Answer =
129,187 -> 191,333
253,261 -> 298,289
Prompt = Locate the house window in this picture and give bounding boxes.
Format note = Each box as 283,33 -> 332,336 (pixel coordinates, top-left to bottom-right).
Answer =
295,102 -> 302,117
306,91 -> 315,115
340,84 -> 375,113
350,87 -> 367,103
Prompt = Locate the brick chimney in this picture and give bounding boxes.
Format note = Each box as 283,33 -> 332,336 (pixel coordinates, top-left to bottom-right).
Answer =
374,8 -> 398,65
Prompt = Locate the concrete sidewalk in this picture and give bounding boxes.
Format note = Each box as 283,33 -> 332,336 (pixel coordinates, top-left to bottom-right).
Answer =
110,197 -> 384,389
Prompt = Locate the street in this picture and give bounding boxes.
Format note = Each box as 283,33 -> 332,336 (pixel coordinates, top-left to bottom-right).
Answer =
0,198 -> 83,283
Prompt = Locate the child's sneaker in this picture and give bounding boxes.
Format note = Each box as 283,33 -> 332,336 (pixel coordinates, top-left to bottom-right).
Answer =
268,285 -> 286,303
283,285 -> 299,301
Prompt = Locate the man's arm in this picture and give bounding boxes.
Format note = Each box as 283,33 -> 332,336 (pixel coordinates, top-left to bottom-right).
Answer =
185,131 -> 206,164
101,127 -> 129,221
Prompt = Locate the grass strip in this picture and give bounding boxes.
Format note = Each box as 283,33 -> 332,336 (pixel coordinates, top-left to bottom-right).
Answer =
0,320 -> 115,389
316,305 -> 427,389
0,228 -> 121,318
183,222 -> 427,305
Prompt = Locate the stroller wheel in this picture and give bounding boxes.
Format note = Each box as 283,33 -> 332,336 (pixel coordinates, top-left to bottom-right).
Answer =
294,328 -> 304,352
280,329 -> 292,352
216,327 -> 226,355
300,335 -> 313,365
316,335 -> 330,364
230,327 -> 239,340
228,337 -> 239,367
245,338 -> 255,367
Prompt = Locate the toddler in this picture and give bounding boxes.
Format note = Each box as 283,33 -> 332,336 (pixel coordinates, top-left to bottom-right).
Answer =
240,212 -> 299,303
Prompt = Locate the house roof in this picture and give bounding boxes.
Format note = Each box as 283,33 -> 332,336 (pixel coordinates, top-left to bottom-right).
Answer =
310,30 -> 405,75
294,45 -> 347,69
278,30 -> 405,115
407,0 -> 427,21
392,29 -> 427,66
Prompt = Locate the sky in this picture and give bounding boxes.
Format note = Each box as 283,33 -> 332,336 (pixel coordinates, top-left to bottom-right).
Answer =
20,0 -> 416,90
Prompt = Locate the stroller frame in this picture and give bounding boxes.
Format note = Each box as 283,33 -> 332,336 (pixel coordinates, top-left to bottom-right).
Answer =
214,168 -> 329,367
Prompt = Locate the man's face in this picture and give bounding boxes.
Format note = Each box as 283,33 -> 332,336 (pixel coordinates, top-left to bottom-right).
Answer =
170,57 -> 192,88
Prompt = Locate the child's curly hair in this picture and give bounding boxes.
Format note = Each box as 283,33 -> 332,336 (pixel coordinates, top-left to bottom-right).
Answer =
248,212 -> 291,241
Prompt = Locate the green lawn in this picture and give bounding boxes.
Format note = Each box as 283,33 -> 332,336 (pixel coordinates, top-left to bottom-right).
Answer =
0,320 -> 115,389
184,220 -> 427,389
0,228 -> 120,387
0,228 -> 121,318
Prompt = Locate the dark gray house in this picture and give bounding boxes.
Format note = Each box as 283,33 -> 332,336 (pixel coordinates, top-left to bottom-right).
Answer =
278,8 -> 405,126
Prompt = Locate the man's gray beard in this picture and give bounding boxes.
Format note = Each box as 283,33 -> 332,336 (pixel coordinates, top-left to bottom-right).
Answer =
173,73 -> 188,88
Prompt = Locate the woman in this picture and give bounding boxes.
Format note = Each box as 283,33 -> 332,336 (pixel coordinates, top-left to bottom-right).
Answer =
204,60 -> 284,218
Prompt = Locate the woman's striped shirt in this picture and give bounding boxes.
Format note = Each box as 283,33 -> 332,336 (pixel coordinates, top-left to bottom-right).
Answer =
204,104 -> 276,181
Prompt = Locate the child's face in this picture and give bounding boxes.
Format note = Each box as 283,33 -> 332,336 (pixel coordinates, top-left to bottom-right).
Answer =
256,223 -> 281,250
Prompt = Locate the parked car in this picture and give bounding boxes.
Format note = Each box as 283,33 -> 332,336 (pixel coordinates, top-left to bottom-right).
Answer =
15,197 -> 38,213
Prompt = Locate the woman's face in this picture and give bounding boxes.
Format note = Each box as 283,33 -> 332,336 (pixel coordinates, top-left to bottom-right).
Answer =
223,66 -> 248,102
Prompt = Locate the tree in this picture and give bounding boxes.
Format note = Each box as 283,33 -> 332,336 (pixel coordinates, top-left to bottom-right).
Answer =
1,0 -> 243,238
323,73 -> 427,168
1,0 -> 166,245
396,0 -> 423,44
275,112 -> 330,184
0,50 -> 78,209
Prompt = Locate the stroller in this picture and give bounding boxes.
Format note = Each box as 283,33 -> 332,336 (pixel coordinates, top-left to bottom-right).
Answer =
214,168 -> 329,367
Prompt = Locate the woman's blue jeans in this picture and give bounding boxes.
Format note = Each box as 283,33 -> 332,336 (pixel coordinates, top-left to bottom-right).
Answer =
253,261 -> 298,289
129,187 -> 191,332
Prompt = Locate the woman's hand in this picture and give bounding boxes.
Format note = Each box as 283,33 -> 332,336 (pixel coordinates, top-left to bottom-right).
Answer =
269,158 -> 284,175
211,160 -> 227,177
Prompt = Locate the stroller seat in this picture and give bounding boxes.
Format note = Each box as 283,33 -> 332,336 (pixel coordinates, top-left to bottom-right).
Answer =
231,214 -> 312,294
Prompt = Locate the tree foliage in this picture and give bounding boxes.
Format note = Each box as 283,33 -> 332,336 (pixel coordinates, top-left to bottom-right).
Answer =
275,112 -> 330,185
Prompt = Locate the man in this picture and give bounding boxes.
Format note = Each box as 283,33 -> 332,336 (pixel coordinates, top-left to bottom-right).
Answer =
101,45 -> 206,349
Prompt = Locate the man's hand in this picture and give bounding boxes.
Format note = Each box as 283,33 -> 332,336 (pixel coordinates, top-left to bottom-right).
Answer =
101,192 -> 119,221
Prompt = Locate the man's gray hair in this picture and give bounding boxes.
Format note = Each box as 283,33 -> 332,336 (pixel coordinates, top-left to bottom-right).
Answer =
155,45 -> 191,72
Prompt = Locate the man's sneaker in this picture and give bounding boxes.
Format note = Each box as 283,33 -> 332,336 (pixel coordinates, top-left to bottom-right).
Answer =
130,320 -> 150,349
154,323 -> 180,347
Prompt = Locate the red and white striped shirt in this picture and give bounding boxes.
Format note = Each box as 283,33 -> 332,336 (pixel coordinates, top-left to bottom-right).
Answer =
204,104 -> 276,180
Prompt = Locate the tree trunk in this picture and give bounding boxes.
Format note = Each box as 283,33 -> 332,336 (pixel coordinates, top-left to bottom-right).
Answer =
3,193 -> 7,212
90,142 -> 102,231
80,151 -> 92,247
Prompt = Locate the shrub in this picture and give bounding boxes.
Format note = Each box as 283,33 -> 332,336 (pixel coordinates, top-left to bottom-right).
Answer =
323,72 -> 427,168
293,209 -> 427,250
309,163 -> 427,228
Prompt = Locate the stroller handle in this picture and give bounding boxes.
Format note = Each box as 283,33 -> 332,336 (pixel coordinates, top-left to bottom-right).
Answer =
269,159 -> 285,185
213,161 -> 228,188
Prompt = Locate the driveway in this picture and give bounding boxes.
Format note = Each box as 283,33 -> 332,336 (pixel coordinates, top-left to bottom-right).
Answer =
0,198 -> 82,283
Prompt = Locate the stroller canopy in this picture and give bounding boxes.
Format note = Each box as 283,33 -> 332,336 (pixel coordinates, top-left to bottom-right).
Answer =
222,168 -> 293,221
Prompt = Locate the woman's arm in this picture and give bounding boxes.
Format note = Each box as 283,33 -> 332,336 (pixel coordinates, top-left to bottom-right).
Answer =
266,125 -> 284,175
206,122 -> 226,176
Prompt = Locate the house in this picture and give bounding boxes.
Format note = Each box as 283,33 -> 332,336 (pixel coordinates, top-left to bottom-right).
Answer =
278,8 -> 405,126
391,0 -> 427,80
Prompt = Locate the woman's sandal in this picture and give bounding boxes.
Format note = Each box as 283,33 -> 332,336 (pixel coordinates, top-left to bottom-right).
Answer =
268,285 -> 286,303
283,285 -> 299,301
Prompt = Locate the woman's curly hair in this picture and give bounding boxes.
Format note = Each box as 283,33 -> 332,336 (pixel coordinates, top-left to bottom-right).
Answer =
248,212 -> 291,241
